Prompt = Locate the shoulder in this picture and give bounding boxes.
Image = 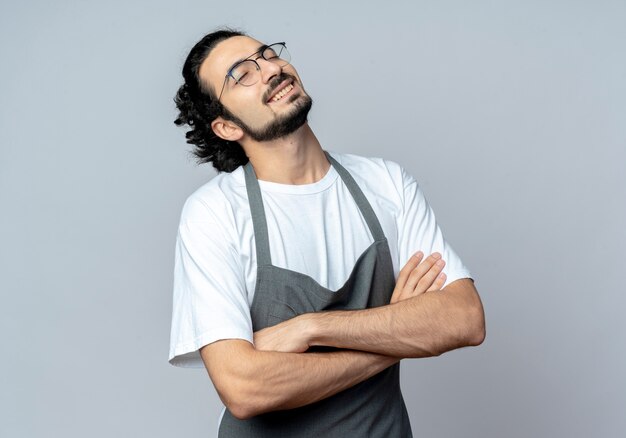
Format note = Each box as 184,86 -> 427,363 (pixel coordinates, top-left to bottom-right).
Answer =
179,166 -> 246,224
176,167 -> 247,251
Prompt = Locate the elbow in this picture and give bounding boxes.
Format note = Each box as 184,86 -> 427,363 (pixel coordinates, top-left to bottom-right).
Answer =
216,365 -> 268,420
456,283 -> 486,348
220,381 -> 265,420
439,279 -> 486,351
201,341 -> 273,420
439,301 -> 485,355
228,403 -> 257,421
410,302 -> 486,358
427,283 -> 486,356
465,301 -> 486,347
222,369 -> 281,420
468,320 -> 486,347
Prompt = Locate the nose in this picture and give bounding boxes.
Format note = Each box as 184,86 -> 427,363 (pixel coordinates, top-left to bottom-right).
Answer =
257,58 -> 282,84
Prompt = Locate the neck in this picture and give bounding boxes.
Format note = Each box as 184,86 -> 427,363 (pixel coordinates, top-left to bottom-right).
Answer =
240,123 -> 330,185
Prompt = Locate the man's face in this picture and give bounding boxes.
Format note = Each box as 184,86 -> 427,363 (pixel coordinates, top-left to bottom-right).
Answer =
199,35 -> 312,142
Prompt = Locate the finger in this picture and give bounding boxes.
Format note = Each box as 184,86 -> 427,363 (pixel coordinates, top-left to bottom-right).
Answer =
405,252 -> 441,291
427,272 -> 447,292
416,258 -> 446,293
393,261 -> 444,303
396,251 -> 424,289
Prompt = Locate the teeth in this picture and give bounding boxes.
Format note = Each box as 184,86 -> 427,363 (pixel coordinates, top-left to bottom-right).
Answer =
271,83 -> 294,102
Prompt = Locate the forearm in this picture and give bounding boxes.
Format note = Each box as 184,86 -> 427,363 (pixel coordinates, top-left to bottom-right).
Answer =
306,279 -> 485,358
214,341 -> 397,419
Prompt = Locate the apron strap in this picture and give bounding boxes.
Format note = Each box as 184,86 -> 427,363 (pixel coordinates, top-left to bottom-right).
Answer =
323,150 -> 386,242
243,160 -> 273,266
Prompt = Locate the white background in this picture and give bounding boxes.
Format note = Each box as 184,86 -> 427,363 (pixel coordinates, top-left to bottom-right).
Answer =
1,1 -> 625,436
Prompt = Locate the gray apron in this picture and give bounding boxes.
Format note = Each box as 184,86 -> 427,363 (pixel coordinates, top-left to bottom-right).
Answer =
218,150 -> 413,437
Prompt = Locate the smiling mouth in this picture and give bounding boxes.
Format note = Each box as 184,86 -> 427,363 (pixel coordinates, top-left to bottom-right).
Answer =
267,81 -> 295,103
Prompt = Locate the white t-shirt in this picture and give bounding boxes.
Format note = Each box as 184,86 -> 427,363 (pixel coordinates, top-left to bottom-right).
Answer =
168,150 -> 472,368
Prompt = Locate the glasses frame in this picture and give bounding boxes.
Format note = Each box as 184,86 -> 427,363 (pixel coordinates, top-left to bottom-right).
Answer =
216,42 -> 289,102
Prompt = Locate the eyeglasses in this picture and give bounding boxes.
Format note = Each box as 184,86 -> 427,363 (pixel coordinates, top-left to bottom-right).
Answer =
217,42 -> 291,101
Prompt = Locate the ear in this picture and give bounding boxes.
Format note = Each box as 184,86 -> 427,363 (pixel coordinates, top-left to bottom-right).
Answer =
211,117 -> 244,142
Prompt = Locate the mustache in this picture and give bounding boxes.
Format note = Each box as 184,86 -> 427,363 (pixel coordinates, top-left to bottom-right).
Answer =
263,73 -> 297,102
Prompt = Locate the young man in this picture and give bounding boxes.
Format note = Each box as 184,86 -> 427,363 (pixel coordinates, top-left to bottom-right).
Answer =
168,29 -> 485,437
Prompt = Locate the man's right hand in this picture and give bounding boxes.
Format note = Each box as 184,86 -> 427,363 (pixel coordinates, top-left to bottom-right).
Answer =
390,252 -> 446,304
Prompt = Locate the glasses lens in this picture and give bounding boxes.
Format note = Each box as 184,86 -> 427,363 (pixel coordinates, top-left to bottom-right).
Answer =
264,43 -> 291,66
231,60 -> 260,86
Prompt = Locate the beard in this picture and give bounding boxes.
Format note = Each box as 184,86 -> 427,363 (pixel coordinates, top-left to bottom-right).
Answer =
223,74 -> 314,142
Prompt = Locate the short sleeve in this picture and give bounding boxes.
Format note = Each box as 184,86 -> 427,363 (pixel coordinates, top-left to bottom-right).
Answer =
168,195 -> 252,368
396,165 -> 473,287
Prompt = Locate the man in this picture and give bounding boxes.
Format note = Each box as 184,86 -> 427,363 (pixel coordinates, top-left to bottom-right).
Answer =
168,29 -> 485,437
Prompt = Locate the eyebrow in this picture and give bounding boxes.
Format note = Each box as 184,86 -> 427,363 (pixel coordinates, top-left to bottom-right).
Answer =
225,44 -> 267,76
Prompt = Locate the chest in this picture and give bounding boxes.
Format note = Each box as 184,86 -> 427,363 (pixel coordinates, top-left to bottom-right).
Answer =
233,182 -> 400,304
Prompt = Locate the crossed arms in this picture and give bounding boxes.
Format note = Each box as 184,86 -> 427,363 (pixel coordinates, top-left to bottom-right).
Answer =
199,252 -> 485,419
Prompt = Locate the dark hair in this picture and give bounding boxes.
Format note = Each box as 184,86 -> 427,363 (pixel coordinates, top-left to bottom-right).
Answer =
174,28 -> 249,173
